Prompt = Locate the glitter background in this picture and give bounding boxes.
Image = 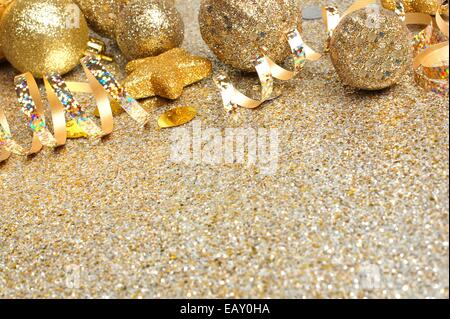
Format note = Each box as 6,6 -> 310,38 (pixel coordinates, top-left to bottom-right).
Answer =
0,0 -> 448,298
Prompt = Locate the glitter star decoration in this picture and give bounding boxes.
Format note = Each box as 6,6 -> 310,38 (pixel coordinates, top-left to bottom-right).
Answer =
123,48 -> 212,100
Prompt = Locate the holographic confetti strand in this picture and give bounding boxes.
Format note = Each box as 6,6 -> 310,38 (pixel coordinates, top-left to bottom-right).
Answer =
45,73 -> 104,139
410,2 -> 449,96
1,57 -> 153,163
81,56 -> 151,127
15,74 -> 59,148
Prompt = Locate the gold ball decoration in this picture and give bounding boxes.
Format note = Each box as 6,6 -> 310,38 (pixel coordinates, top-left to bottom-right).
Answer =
0,0 -> 14,62
329,7 -> 412,90
0,0 -> 89,78
381,0 -> 448,15
199,0 -> 303,72
73,0 -> 130,38
115,0 -> 184,61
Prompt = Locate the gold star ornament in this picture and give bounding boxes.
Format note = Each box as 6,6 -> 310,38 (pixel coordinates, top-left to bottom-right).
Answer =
123,48 -> 212,100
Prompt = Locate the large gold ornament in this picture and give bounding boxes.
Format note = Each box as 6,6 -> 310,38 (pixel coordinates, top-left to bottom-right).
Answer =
329,7 -> 412,90
381,0 -> 448,15
0,0 -> 14,61
73,0 -> 130,38
199,0 -> 303,72
116,0 -> 184,61
0,0 -> 89,78
123,48 -> 212,100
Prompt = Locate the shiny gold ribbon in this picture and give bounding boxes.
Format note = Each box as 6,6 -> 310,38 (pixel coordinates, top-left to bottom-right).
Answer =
1,57 -> 150,163
4,72 -> 64,155
214,28 -> 321,112
80,56 -> 151,127
44,73 -> 105,139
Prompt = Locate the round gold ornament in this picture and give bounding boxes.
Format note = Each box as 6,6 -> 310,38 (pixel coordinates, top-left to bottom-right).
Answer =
329,7 -> 412,90
73,0 -> 130,38
0,0 -> 89,78
381,0 -> 448,15
115,0 -> 184,61
0,0 -> 14,62
198,0 -> 303,72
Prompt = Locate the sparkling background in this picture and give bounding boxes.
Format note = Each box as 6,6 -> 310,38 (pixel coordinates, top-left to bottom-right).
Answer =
0,0 -> 448,298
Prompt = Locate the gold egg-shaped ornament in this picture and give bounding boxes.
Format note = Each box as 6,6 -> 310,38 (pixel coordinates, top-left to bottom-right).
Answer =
329,6 -> 412,90
73,0 -> 130,38
0,0 -> 89,78
115,0 -> 184,61
199,0 -> 303,72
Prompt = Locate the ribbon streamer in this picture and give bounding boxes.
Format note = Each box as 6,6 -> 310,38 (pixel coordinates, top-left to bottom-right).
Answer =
81,57 -> 150,127
214,28 -> 321,112
1,57 -> 150,163
2,73 -> 63,156
44,73 -> 104,139
411,1 -> 449,96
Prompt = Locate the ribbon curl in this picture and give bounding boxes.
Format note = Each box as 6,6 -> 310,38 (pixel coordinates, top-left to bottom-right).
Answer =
0,56 -> 150,163
214,28 -> 321,112
411,1 -> 449,96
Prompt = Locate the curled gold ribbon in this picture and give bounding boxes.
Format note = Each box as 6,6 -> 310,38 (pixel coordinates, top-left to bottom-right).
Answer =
80,56 -> 151,127
411,3 -> 449,96
1,57 -> 150,163
214,28 -> 321,112
17,72 -> 66,148
44,73 -> 104,139
12,73 -> 63,153
67,72 -> 114,135
1,72 -> 68,159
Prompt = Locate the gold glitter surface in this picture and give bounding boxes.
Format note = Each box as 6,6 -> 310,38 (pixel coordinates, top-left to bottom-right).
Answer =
0,0 -> 448,299
381,0 -> 449,14
199,0 -> 303,72
116,0 -> 184,60
74,0 -> 130,38
123,48 -> 212,100
330,7 -> 412,90
0,0 -> 89,78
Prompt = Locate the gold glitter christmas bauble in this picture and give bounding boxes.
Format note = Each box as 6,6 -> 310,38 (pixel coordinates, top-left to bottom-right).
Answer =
115,0 -> 184,61
0,0 -> 14,61
329,7 -> 412,90
73,0 -> 130,38
381,0 -> 448,15
0,0 -> 89,78
199,0 -> 303,72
